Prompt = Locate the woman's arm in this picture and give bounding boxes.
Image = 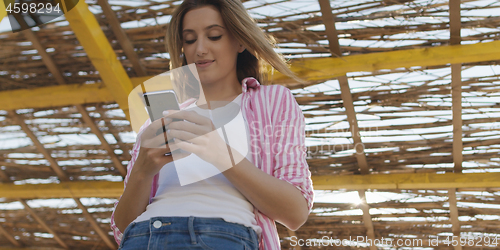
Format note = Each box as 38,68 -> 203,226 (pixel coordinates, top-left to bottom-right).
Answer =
221,153 -> 310,230
110,131 -> 145,243
112,159 -> 155,233
163,86 -> 314,230
111,117 -> 184,243
219,86 -> 314,230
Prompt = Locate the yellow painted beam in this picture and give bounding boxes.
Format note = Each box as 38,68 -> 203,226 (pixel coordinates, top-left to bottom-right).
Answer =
0,0 -> 6,22
270,40 -> 500,82
3,172 -> 500,199
0,76 -> 169,110
0,83 -> 114,110
0,181 -> 124,199
64,1 -> 134,120
313,172 -> 500,190
3,40 -> 500,111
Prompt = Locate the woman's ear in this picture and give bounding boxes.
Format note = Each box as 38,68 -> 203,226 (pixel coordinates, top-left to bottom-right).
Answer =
238,44 -> 246,53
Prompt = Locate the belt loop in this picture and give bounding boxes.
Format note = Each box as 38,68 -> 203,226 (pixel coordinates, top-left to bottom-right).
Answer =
188,216 -> 197,244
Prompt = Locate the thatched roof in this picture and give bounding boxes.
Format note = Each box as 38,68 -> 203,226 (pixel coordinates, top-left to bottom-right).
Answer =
0,0 -> 499,249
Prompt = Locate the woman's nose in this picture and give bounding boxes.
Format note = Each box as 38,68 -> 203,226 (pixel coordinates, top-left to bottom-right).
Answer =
196,37 -> 208,56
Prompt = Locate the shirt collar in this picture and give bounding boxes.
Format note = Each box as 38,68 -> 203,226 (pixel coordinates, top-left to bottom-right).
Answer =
241,77 -> 260,93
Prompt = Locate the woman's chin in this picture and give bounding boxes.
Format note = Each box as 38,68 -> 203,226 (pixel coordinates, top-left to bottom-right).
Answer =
198,76 -> 216,86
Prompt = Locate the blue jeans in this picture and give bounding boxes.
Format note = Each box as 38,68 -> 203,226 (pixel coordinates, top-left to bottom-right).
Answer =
118,216 -> 259,250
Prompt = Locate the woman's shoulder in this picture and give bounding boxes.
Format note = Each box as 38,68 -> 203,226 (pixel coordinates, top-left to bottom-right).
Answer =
254,83 -> 291,95
256,84 -> 294,103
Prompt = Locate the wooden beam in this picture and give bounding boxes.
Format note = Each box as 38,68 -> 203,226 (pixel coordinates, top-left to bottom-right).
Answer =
449,1 -> 463,249
13,13 -> 66,86
0,0 -> 7,23
448,189 -> 462,250
319,3 -> 368,172
0,75 -> 167,110
0,170 -> 9,182
2,38 -> 500,111
73,198 -> 116,249
450,0 -> 463,173
4,172 -> 500,199
319,2 -> 375,249
64,1 -> 135,121
451,63 -> 463,173
0,83 -> 114,110
269,39 -> 500,82
8,111 -> 69,181
0,181 -> 124,199
97,0 -> 147,77
0,225 -> 22,247
358,190 -> 376,247
14,13 -> 127,178
312,172 -> 500,190
18,199 -> 68,249
103,119 -> 130,160
75,105 -> 127,176
449,0 -> 462,45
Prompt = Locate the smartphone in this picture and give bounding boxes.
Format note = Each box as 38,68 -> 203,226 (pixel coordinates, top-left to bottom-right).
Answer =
143,90 -> 181,121
142,90 -> 183,143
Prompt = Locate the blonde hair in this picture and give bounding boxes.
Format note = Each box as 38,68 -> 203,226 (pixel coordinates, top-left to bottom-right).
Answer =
166,0 -> 302,87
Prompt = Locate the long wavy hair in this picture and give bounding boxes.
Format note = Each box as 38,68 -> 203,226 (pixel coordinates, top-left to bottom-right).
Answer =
166,0 -> 302,102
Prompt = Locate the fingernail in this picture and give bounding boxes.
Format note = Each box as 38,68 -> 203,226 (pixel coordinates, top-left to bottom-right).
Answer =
163,111 -> 169,115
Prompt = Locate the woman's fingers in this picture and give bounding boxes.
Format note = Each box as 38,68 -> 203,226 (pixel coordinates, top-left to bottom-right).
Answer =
141,117 -> 172,140
143,133 -> 174,149
168,120 -> 211,137
143,147 -> 190,167
167,128 -> 205,143
164,110 -> 213,127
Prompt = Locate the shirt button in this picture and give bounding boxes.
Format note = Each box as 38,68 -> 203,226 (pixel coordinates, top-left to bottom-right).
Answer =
153,220 -> 162,229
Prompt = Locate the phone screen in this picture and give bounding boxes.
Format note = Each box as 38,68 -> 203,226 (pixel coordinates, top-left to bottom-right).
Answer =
143,90 -> 180,121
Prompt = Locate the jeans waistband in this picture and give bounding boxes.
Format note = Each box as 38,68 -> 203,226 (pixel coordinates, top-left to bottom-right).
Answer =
123,216 -> 258,246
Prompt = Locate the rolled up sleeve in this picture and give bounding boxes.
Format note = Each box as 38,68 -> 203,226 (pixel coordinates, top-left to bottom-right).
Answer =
110,119 -> 151,245
271,86 -> 314,212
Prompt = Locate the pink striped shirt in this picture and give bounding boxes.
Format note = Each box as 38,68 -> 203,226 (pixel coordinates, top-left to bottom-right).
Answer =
111,77 -> 314,249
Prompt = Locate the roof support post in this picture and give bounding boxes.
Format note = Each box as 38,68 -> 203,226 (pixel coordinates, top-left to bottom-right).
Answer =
319,1 -> 375,249
449,0 -> 463,249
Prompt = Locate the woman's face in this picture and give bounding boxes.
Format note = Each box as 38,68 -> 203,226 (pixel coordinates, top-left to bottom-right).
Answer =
182,6 -> 244,85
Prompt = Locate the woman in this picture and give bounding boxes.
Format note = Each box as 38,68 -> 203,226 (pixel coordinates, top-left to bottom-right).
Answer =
111,0 -> 314,249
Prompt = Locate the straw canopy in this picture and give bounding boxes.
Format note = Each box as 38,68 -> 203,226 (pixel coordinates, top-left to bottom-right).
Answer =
0,0 -> 499,249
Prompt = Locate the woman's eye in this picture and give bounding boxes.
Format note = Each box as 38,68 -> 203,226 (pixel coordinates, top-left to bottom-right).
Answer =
209,35 -> 222,41
184,39 -> 196,44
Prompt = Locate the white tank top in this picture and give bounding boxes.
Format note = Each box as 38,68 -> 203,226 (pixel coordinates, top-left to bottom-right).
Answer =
133,93 -> 262,237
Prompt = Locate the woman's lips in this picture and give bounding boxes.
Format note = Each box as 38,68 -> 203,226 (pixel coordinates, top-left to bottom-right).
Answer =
196,60 -> 214,68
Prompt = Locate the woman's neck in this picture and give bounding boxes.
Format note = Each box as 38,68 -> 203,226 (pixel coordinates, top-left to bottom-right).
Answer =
196,80 -> 242,110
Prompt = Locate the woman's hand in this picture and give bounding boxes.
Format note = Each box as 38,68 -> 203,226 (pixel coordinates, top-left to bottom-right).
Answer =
163,109 -> 233,170
133,117 -> 191,179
